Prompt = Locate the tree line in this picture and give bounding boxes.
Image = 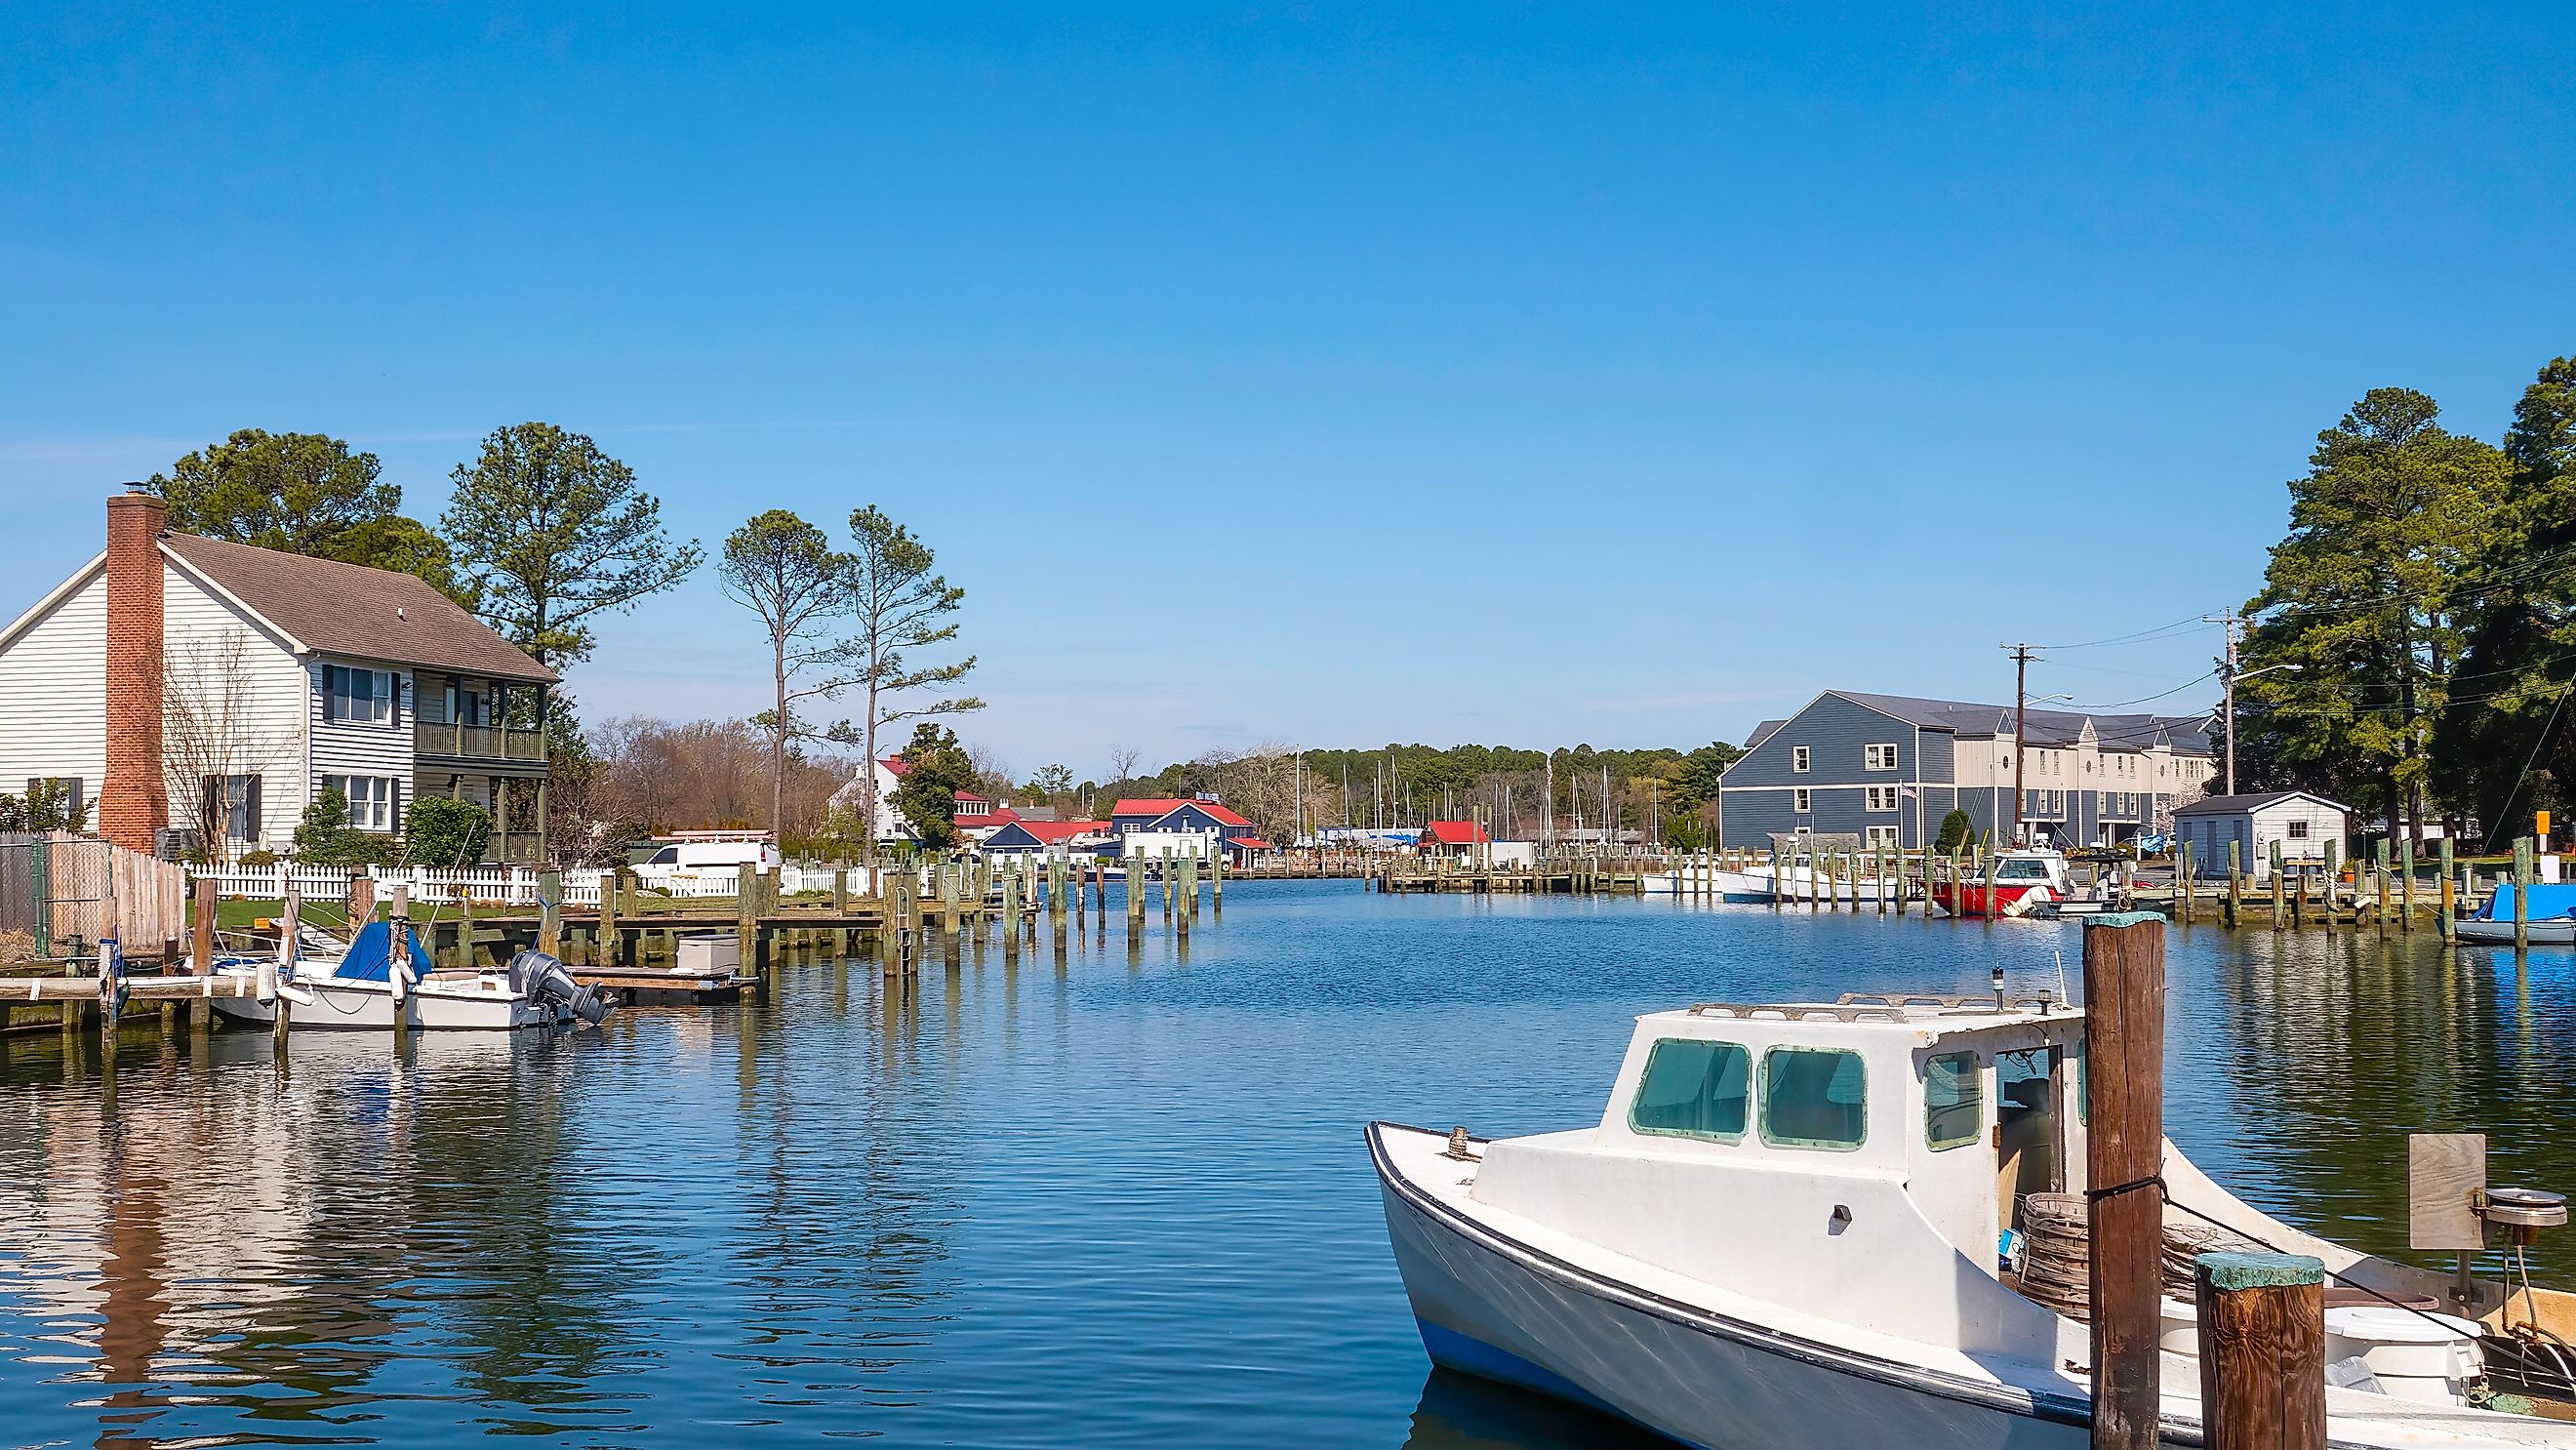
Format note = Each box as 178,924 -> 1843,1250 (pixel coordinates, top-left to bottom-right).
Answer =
2231,357 -> 2576,847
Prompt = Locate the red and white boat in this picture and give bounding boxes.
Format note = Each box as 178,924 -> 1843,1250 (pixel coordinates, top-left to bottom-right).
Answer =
1930,847 -> 2071,918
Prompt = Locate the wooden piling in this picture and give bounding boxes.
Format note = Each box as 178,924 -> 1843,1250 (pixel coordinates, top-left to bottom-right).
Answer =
2437,839 -> 2455,944
600,868 -> 623,968
2083,913 -> 2165,1450
2399,838 -> 2416,933
389,884 -> 413,1046
2225,840 -> 2241,928
737,863 -> 758,975
273,869 -> 299,1055
190,874 -> 217,975
2178,840 -> 2194,923
2268,841 -> 2284,930
538,870 -> 562,956
2515,836 -> 2533,951
2193,1252 -> 2326,1450
2320,841 -> 2339,927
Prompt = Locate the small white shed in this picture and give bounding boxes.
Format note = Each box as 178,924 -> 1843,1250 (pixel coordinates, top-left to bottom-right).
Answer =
2172,791 -> 2350,882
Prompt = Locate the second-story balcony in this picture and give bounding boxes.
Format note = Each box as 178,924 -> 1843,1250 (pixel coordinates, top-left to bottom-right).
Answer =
416,720 -> 548,765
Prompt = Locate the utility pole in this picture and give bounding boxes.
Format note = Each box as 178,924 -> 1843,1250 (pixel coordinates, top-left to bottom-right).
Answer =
2004,642 -> 2039,845
2204,612 -> 2245,797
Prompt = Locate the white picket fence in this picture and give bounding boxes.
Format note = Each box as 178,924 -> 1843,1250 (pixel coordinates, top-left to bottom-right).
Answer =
190,863 -> 871,908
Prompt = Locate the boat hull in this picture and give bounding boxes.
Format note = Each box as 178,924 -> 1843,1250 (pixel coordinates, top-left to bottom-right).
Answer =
2454,916 -> 2576,946
1684,868 -> 1908,904
207,976 -> 569,1031
1370,1123 -> 2094,1450
1930,882 -> 2052,918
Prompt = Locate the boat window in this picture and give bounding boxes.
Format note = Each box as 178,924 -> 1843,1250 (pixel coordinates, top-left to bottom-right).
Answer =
1924,1051 -> 1982,1150
646,846 -> 678,865
1628,1039 -> 1751,1143
1760,1047 -> 1867,1150
1996,859 -> 2050,882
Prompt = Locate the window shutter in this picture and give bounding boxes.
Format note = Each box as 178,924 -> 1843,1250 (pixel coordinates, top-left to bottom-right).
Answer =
321,665 -> 338,722
391,777 -> 404,835
203,776 -> 221,835
390,673 -> 404,727
245,776 -> 263,843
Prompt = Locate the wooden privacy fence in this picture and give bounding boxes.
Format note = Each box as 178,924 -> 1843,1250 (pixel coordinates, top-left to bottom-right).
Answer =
0,831 -> 187,957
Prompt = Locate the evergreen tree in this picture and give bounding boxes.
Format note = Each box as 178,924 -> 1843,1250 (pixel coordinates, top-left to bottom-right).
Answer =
889,723 -> 978,849
149,429 -> 465,600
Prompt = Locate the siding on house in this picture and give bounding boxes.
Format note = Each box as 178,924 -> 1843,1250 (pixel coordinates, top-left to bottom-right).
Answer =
1718,693 -> 1927,846
162,558 -> 309,847
307,659 -> 417,832
2175,793 -> 2349,881
0,559 -> 109,812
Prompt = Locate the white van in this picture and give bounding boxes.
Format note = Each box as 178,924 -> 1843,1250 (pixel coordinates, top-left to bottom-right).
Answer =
634,835 -> 782,887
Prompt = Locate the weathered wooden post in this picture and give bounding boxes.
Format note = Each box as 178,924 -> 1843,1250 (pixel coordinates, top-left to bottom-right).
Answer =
1127,853 -> 1146,936
2373,838 -> 2392,935
273,866 -> 300,1055
2437,838 -> 2456,944
2226,839 -> 2241,928
737,862 -> 759,977
2399,837 -> 2416,933
2268,840 -> 2284,930
2178,839 -> 2194,923
1175,856 -> 1192,938
2193,1252 -> 2326,1450
389,883 -> 413,1046
2320,840 -> 2339,926
832,866 -> 849,914
1211,846 -> 1224,914
600,867 -> 623,969
2515,835 -> 2534,952
1160,848 -> 1174,920
191,870 -> 218,975
2084,912 -> 2165,1450
348,873 -> 377,933
538,869 -> 562,957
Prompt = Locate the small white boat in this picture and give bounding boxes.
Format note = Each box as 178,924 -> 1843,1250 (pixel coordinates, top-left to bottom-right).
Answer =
208,921 -> 609,1032
1648,853 -> 1911,904
1372,993 -> 2576,1447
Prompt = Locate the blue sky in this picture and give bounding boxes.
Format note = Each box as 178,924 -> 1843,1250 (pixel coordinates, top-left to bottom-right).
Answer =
5,4 -> 2571,782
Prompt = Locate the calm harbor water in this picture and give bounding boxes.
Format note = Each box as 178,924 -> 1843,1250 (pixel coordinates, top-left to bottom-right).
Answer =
4,882 -> 2574,1448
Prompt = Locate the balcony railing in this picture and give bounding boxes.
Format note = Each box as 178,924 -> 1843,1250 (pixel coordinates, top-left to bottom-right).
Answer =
416,721 -> 548,763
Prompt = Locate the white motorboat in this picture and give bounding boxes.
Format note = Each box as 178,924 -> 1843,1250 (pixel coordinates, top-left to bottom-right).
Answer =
208,921 -> 609,1032
1647,853 -> 1910,904
1371,993 -> 2576,1447
2455,884 -> 2576,947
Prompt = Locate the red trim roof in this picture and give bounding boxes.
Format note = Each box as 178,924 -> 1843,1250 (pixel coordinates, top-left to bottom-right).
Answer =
1016,820 -> 1107,843
879,756 -> 910,777
1422,820 -> 1490,845
1228,837 -> 1273,851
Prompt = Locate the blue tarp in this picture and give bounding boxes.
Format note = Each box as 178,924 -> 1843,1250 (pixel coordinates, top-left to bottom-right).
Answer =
335,920 -> 431,981
2477,883 -> 2576,923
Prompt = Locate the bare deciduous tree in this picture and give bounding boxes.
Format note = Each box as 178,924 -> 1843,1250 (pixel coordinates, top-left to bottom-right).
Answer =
161,633 -> 290,862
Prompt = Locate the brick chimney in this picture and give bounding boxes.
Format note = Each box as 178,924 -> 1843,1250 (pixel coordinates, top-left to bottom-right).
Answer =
101,490 -> 168,851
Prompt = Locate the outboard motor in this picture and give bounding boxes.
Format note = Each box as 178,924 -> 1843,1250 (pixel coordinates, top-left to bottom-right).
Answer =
506,948 -> 613,1026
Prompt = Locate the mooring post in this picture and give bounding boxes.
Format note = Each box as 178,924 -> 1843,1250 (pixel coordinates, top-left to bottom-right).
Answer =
1211,846 -> 1224,913
2178,840 -> 2194,923
2373,839 -> 2392,935
2437,839 -> 2456,944
2083,912 -> 2165,1450
2268,840 -> 2284,930
2320,840 -> 2339,926
389,883 -> 413,1046
2515,836 -> 2533,952
600,867 -> 623,969
538,869 -> 562,957
2225,839 -> 2241,928
274,867 -> 300,1056
2194,1252 -> 2326,1450
737,862 -> 758,977
191,871 -> 217,975
833,866 -> 849,914
2399,837 -> 2417,932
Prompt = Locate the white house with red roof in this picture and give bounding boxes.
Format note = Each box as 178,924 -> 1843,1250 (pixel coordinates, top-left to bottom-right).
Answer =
1418,820 -> 1492,858
983,819 -> 1111,856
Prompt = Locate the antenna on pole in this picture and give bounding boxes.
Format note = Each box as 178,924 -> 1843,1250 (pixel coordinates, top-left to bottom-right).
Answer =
2002,642 -> 2040,846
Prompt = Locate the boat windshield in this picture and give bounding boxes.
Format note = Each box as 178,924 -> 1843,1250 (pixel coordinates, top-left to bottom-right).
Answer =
1995,859 -> 2053,882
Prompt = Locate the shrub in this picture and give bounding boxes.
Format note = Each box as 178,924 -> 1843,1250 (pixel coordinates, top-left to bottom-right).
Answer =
239,848 -> 281,867
1934,809 -> 1975,854
406,795 -> 494,866
293,787 -> 394,866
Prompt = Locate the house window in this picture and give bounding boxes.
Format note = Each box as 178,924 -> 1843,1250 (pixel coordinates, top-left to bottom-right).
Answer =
1865,825 -> 1901,850
202,774 -> 261,840
325,665 -> 396,724
1865,785 -> 1898,812
1628,1038 -> 1751,1143
324,774 -> 399,832
26,777 -> 85,825
1864,744 -> 1897,771
1791,788 -> 1813,814
2287,820 -> 2310,840
1791,745 -> 1811,774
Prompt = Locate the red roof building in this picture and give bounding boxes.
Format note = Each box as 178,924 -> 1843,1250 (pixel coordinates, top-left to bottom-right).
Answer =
1420,820 -> 1491,852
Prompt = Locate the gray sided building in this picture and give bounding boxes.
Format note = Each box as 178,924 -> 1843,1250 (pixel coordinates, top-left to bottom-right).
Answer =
1717,691 -> 2216,851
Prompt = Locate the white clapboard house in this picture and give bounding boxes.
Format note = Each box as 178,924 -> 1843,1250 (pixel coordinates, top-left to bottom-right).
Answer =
0,492 -> 557,863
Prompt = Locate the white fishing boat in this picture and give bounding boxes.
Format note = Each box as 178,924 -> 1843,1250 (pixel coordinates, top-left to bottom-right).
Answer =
207,921 -> 609,1032
1371,992 -> 2576,1447
1646,852 -> 1911,904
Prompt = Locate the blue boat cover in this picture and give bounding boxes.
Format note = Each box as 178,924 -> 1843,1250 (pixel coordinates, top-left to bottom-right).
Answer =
2478,883 -> 2576,923
336,920 -> 431,981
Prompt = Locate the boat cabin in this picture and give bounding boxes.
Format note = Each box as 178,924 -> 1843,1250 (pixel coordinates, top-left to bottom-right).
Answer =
1599,994 -> 2088,1270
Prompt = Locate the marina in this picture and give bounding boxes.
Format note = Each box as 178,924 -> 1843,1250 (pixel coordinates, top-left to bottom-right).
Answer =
8,881 -> 2576,1447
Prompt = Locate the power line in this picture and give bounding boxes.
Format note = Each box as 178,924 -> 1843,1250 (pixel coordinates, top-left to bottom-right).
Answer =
2039,615 -> 2219,651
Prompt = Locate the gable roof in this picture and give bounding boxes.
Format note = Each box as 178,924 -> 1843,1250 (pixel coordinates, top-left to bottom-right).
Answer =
162,532 -> 555,683
2172,791 -> 2349,816
1744,719 -> 1788,750
1421,820 -> 1490,845
1112,797 -> 1254,827
1021,820 -> 1107,843
1823,690 -> 2211,754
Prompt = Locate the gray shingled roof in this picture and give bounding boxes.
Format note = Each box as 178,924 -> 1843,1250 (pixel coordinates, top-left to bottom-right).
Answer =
164,532 -> 557,684
1744,719 -> 1788,749
1830,690 -> 2210,753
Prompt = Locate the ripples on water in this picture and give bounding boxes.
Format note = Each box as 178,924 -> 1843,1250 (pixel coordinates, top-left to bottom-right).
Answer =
3,883 -> 2571,1447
